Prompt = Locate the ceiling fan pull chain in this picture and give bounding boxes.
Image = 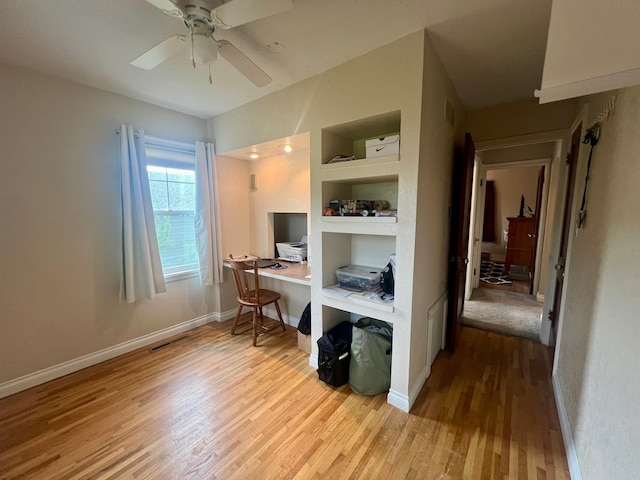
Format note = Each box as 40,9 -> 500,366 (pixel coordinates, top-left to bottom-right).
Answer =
209,64 -> 213,85
190,28 -> 196,69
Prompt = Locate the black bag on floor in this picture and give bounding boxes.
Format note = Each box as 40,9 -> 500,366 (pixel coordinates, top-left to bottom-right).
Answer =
317,321 -> 353,387
297,302 -> 311,335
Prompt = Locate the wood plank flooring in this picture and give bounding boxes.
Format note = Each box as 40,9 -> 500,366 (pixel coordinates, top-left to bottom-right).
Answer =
0,321 -> 569,479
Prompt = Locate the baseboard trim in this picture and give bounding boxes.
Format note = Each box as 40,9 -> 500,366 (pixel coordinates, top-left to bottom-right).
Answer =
260,306 -> 300,327
0,312 -> 221,399
309,353 -> 318,369
552,374 -> 583,480
387,389 -> 410,412
218,308 -> 238,322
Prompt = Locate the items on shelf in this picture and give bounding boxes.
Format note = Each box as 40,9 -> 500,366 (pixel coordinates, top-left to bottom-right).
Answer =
322,285 -> 394,303
365,134 -> 400,158
327,154 -> 355,164
322,261 -> 396,309
336,264 -> 381,291
325,199 -> 394,217
372,200 -> 390,211
374,210 -> 397,217
276,236 -> 307,262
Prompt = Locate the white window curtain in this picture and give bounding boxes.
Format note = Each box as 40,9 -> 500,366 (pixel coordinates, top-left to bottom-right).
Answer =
195,142 -> 224,285
119,124 -> 167,302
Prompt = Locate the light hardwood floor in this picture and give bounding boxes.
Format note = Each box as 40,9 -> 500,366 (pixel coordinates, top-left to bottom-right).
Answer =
0,319 -> 569,479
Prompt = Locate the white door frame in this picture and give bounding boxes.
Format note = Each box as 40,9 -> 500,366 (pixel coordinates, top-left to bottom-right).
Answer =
465,158 -> 486,300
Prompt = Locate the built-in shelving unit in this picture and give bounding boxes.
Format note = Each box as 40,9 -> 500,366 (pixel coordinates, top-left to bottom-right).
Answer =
316,111 -> 401,334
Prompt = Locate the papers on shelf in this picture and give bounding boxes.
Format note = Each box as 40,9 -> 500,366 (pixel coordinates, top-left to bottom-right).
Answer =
322,285 -> 353,297
327,155 -> 355,164
322,285 -> 394,307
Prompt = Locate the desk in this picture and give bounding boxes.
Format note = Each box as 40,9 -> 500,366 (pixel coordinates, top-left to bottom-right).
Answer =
223,261 -> 311,326
223,261 -> 311,285
253,262 -> 311,285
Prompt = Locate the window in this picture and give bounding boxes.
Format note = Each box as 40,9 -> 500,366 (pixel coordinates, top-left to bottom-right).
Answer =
145,137 -> 198,277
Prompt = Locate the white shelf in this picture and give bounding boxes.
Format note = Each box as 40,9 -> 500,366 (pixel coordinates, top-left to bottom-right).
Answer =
322,285 -> 395,321
321,216 -> 397,235
320,155 -> 399,182
318,113 -> 400,331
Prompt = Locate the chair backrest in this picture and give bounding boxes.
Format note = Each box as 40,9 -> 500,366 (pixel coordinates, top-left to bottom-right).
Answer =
228,255 -> 261,304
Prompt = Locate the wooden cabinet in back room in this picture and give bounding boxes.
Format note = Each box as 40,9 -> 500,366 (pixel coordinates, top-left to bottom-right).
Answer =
504,217 -> 535,276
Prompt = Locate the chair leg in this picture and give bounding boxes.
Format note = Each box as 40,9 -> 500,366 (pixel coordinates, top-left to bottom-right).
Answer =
231,304 -> 243,335
252,308 -> 259,347
274,300 -> 286,332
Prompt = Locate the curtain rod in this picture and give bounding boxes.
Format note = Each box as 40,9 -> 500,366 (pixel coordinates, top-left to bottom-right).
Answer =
115,128 -> 140,138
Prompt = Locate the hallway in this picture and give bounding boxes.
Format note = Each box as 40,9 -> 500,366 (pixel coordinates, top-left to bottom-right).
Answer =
463,287 -> 543,341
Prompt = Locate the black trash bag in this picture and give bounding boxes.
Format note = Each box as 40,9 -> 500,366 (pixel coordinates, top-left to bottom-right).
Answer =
297,302 -> 311,335
379,262 -> 394,295
317,321 -> 353,387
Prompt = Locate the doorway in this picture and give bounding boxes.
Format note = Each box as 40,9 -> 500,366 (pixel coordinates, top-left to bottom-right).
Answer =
463,142 -> 559,342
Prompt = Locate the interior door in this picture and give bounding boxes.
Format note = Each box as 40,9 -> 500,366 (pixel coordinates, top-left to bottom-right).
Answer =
529,166 -> 545,294
550,125 -> 581,336
447,133 -> 475,351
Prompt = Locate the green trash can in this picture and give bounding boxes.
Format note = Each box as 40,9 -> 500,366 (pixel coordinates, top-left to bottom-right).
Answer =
349,318 -> 393,395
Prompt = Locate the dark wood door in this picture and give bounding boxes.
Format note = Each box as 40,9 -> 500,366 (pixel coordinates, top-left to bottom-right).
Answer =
529,166 -> 545,294
504,217 -> 536,273
447,133 -> 475,351
550,125 -> 581,332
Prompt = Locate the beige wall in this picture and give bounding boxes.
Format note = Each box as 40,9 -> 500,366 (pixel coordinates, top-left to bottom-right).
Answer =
487,166 -> 540,248
216,155 -> 251,259
554,86 -> 640,479
246,146 -> 310,259
0,62 -> 212,385
468,98 -> 575,142
410,32 -> 466,385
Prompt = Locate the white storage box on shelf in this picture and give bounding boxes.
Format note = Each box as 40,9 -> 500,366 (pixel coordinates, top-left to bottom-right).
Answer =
365,135 -> 399,158
276,241 -> 307,261
335,265 -> 381,291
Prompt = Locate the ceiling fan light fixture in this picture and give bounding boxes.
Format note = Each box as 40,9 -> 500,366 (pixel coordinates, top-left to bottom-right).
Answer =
249,153 -> 260,159
189,33 -> 218,66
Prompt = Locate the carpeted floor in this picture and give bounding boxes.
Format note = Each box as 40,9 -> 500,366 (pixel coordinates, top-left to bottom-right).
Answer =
462,288 -> 542,341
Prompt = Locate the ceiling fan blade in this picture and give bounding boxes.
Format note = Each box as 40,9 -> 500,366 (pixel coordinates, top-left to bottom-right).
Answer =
211,0 -> 293,29
144,0 -> 183,17
218,40 -> 272,87
131,35 -> 186,70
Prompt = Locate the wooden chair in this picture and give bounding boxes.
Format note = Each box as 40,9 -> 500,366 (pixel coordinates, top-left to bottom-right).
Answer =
228,255 -> 286,346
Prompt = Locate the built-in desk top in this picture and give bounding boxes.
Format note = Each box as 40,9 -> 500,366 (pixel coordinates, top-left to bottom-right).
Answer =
223,261 -> 311,286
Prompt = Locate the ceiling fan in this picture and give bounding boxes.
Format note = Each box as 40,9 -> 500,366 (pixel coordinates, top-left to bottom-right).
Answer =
131,0 -> 293,87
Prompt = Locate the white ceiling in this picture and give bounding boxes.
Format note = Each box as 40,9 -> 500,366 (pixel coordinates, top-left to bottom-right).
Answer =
221,132 -> 309,160
0,0 -> 552,119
